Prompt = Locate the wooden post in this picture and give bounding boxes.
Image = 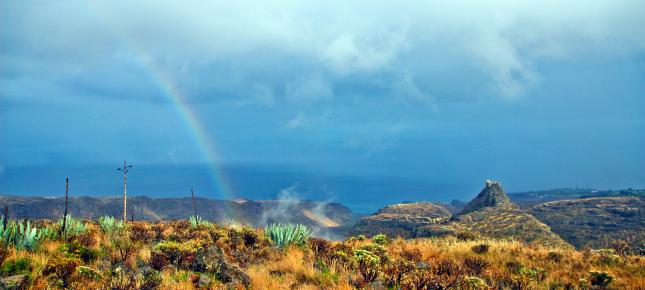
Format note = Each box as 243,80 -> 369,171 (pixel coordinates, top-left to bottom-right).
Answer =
2,206 -> 7,229
191,189 -> 197,217
61,177 -> 69,236
123,160 -> 127,223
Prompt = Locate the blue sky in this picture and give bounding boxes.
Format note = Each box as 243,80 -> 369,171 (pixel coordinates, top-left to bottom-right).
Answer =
1,1 -> 644,208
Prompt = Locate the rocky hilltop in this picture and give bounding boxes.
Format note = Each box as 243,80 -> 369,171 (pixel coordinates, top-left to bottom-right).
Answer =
0,195 -> 355,238
459,179 -> 514,215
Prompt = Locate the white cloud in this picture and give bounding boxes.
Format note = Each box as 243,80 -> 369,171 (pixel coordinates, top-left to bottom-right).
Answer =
2,0 -> 644,103
286,76 -> 334,106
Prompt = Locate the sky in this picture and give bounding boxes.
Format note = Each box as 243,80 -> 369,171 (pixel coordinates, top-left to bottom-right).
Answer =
1,1 -> 645,211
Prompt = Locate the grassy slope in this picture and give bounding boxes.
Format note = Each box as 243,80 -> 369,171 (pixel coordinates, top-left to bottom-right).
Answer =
1,220 -> 643,289
529,196 -> 645,251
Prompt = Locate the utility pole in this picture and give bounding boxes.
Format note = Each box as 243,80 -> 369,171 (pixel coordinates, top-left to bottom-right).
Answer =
117,160 -> 133,222
61,177 -> 69,236
191,189 -> 197,217
3,206 -> 7,229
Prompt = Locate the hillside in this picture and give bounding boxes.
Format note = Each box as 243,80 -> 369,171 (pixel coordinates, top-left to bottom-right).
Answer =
348,202 -> 452,238
509,188 -> 645,208
0,195 -> 355,238
0,219 -> 642,289
448,207 -> 572,249
350,180 -> 572,249
529,196 -> 645,252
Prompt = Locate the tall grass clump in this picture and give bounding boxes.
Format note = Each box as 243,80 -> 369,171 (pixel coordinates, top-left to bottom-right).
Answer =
264,223 -> 311,248
188,215 -> 211,228
0,217 -> 41,251
98,215 -> 124,236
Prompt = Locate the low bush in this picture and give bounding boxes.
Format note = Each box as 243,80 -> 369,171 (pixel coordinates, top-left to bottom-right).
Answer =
471,243 -> 490,254
589,271 -> 615,287
463,256 -> 490,275
0,257 -> 32,276
42,257 -> 81,288
353,249 -> 381,284
372,234 -> 389,245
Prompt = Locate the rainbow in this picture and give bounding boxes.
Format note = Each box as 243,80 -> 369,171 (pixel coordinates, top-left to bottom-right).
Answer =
86,3 -> 240,220
144,59 -> 236,199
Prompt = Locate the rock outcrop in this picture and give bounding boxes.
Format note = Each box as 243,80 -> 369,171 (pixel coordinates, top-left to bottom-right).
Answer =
348,202 -> 452,238
459,180 -> 513,215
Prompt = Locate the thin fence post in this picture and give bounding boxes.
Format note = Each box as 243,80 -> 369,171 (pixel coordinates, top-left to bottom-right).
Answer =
61,177 -> 69,236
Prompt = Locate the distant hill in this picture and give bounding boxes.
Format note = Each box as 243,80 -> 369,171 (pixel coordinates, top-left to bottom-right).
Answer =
529,196 -> 645,252
351,180 -> 572,248
509,187 -> 645,208
443,207 -> 572,249
348,202 -> 452,238
350,182 -> 645,251
0,195 -> 356,239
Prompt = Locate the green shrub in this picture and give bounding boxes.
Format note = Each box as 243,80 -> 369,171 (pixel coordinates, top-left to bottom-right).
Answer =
0,257 -> 32,275
519,266 -> 547,281
591,249 -> 620,266
59,241 -> 99,263
152,240 -> 202,269
353,249 -> 381,283
77,266 -> 102,281
589,271 -> 615,287
464,276 -> 488,289
264,223 -> 311,248
98,216 -> 123,236
372,234 -> 389,245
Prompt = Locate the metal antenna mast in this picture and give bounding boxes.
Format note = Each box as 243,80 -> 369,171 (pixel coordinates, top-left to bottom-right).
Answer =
117,160 -> 133,222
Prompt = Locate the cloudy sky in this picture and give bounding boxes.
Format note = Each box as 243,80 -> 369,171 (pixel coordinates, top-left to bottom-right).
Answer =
1,1 -> 644,207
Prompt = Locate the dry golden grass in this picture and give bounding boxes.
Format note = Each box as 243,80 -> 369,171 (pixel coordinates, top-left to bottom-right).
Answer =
0,220 -> 643,289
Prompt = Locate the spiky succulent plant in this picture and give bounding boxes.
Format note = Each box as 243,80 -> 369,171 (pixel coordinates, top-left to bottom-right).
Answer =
264,223 -> 311,248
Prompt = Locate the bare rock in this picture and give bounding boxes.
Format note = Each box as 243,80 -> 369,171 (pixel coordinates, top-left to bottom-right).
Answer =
0,274 -> 29,290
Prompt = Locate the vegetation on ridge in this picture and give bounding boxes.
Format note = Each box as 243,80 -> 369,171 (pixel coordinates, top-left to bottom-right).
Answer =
0,216 -> 641,289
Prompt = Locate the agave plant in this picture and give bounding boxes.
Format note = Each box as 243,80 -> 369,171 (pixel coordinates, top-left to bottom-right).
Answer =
188,215 -> 211,228
264,223 -> 311,248
58,215 -> 87,237
0,217 -> 42,251
98,215 -> 124,236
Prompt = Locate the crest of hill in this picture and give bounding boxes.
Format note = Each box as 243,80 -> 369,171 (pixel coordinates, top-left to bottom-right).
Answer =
459,180 -> 514,215
0,195 -> 355,237
529,196 -> 645,252
348,202 -> 452,238
425,207 -> 573,249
